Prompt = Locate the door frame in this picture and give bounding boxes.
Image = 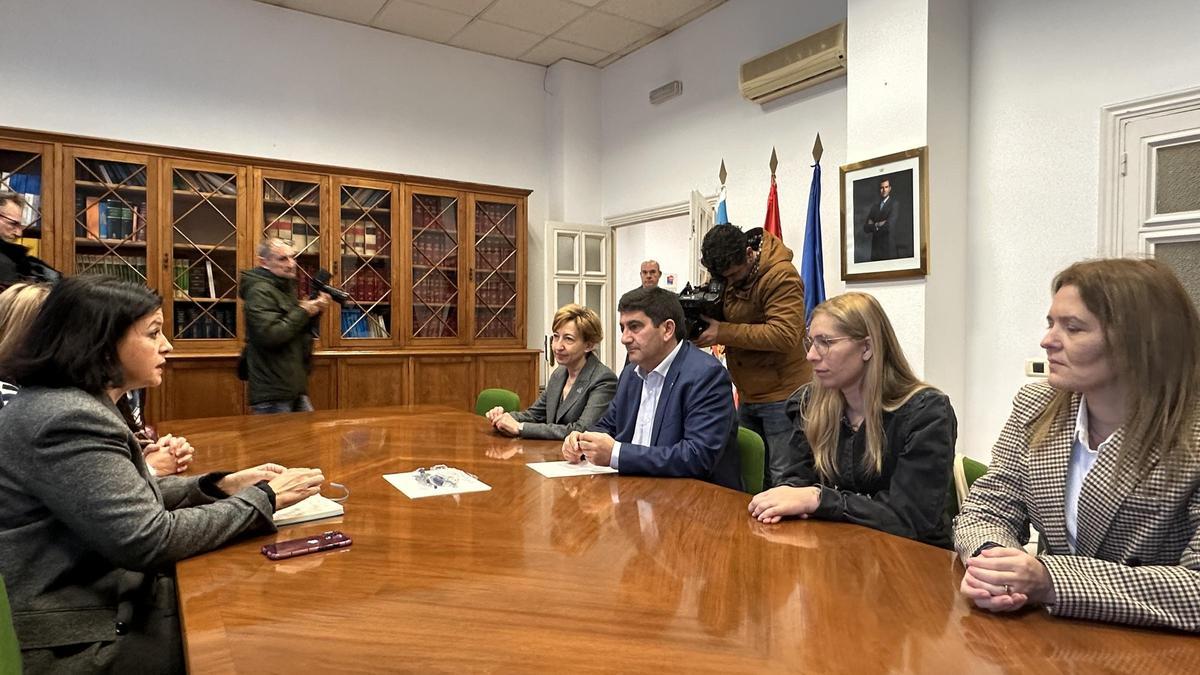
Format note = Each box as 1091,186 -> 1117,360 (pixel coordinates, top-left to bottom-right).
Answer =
602,193 -> 717,367
1099,85 -> 1200,256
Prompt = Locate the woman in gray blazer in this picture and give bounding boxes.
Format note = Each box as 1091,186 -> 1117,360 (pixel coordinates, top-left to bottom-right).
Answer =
486,304 -> 617,440
0,277 -> 325,673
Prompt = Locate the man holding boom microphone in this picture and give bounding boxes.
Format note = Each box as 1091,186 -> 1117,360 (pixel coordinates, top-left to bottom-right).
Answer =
240,238 -> 331,414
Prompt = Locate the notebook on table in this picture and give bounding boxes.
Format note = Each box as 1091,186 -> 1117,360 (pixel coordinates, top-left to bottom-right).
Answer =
272,494 -> 344,526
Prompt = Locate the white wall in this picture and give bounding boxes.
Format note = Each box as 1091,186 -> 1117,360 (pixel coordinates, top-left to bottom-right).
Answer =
963,0 -> 1200,457
600,0 -> 848,301
0,0 -> 549,348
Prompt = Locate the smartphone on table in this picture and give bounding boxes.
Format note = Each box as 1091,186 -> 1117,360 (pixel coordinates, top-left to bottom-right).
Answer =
261,530 -> 352,560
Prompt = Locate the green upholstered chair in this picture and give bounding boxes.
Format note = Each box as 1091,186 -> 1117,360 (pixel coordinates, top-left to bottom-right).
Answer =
737,426 -> 766,494
1,574 -> 19,675
475,388 -> 520,417
946,453 -> 988,520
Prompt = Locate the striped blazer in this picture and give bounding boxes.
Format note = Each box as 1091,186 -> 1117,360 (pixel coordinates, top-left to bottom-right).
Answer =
954,382 -> 1200,632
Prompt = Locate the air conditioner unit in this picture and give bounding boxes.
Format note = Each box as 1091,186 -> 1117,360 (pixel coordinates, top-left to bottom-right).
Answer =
739,23 -> 846,105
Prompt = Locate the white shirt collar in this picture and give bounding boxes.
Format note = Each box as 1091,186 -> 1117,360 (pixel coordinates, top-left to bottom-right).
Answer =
1073,395 -> 1116,454
636,340 -> 684,381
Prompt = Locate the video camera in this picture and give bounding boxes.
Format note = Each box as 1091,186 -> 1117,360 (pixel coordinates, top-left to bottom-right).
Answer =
311,268 -> 349,305
678,277 -> 725,341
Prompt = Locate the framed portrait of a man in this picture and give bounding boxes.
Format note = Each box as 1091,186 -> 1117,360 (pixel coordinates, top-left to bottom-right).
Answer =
839,146 -> 928,281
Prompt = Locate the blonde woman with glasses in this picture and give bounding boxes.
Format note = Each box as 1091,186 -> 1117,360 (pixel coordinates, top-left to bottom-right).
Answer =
748,292 -> 957,548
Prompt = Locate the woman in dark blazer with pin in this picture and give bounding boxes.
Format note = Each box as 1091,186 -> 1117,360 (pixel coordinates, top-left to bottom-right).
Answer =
486,304 -> 617,440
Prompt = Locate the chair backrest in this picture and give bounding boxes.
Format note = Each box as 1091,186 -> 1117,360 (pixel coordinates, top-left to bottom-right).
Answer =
947,453 -> 988,520
475,388 -> 520,417
1,574 -> 20,675
737,426 -> 766,494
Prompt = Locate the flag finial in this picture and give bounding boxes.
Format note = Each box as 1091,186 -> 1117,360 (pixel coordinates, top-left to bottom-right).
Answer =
719,160 -> 727,185
769,147 -> 778,175
812,134 -> 824,163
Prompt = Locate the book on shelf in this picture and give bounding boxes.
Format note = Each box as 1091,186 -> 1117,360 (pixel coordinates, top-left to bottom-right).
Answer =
186,260 -> 215,299
76,254 -> 148,284
173,303 -> 235,339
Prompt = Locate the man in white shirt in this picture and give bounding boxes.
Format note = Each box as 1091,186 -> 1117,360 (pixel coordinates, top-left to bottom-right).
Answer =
562,287 -> 741,490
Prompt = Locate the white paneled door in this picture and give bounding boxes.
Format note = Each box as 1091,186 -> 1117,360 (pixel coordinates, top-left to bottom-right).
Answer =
544,221 -> 612,379
1119,105 -> 1200,308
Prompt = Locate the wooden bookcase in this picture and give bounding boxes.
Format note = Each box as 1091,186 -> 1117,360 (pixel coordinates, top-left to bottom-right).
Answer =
0,127 -> 537,422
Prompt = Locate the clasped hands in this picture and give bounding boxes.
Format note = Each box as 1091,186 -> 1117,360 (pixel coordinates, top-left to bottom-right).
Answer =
484,406 -> 522,436
143,433 -> 194,476
561,431 -> 615,467
959,546 -> 1056,612
216,462 -> 326,510
747,485 -> 821,523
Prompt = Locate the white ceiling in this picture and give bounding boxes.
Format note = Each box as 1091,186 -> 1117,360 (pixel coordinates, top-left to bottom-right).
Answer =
252,0 -> 726,67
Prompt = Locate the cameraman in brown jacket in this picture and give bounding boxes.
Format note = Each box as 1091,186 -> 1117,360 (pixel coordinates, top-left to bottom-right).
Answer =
696,224 -> 810,488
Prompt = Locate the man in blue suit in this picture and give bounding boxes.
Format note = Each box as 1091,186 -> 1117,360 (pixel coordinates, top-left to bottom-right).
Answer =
562,287 -> 741,490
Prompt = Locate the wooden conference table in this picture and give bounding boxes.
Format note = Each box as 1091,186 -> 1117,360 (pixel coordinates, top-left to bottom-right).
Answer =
167,406 -> 1199,674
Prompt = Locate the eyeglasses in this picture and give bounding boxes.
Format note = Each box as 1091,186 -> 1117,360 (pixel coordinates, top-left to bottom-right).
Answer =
414,464 -> 476,489
803,335 -> 858,355
0,214 -> 22,228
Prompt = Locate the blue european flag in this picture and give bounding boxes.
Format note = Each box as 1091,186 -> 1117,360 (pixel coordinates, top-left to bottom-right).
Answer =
800,162 -> 826,325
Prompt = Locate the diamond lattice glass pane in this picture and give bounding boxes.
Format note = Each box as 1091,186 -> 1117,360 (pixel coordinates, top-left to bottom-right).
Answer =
412,194 -> 459,338
0,149 -> 44,244
340,186 -> 392,339
474,201 -> 518,339
1157,240 -> 1200,311
73,157 -> 150,285
263,178 -> 321,298
557,282 -> 576,309
584,235 -> 603,274
556,232 -> 577,273
172,169 -> 239,339
585,283 -> 603,314
1155,141 -> 1200,214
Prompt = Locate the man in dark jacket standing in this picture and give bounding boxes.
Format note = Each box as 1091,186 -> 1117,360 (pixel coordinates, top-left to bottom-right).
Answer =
0,192 -> 60,290
696,223 -> 810,489
240,238 -> 329,414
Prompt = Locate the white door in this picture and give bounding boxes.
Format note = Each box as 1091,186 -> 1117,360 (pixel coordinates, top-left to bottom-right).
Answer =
690,190 -> 716,284
544,221 -> 612,380
1119,106 -> 1200,307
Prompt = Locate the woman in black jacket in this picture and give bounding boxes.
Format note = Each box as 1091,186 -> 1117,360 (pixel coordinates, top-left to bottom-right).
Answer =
748,292 -> 957,548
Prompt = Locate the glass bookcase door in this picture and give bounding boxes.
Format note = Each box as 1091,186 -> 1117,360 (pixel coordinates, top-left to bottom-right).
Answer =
168,163 -> 242,341
0,143 -> 49,263
409,189 -> 462,341
261,174 -> 323,303
337,181 -> 394,342
68,150 -> 152,287
472,197 -> 521,341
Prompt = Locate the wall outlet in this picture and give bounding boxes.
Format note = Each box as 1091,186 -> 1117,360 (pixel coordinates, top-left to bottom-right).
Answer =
1025,358 -> 1049,378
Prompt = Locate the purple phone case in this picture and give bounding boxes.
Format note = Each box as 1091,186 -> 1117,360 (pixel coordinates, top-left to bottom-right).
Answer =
261,530 -> 352,560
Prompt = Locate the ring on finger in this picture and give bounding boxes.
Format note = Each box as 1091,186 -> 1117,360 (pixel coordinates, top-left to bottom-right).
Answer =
1003,584 -> 1011,594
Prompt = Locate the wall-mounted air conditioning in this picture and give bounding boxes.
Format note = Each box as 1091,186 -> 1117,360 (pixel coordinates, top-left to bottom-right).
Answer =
739,22 -> 846,105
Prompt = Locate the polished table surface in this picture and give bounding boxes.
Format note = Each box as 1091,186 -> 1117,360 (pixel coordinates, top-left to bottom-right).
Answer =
166,406 -> 1200,674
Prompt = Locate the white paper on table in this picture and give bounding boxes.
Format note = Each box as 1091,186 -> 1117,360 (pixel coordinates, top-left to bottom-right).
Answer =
526,461 -> 618,478
272,493 -> 344,526
383,468 -> 492,499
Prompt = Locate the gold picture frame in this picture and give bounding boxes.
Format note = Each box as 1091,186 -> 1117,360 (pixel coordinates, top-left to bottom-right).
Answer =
839,146 -> 929,281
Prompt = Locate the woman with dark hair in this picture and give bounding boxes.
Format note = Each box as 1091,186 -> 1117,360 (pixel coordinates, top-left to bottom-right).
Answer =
0,276 -> 325,672
955,258 -> 1200,632
747,292 -> 957,548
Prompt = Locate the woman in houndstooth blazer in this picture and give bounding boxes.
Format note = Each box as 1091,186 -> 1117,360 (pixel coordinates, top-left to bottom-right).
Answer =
954,258 -> 1200,632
